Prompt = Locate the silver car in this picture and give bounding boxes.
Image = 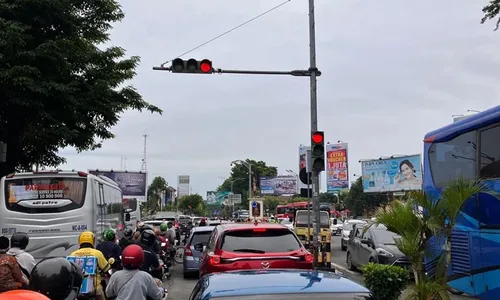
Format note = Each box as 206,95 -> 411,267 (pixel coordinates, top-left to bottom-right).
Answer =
341,220 -> 366,251
183,226 -> 215,278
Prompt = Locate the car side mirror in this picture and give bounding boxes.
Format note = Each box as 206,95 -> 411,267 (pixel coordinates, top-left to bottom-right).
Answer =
333,219 -> 338,225
360,239 -> 370,245
125,213 -> 131,222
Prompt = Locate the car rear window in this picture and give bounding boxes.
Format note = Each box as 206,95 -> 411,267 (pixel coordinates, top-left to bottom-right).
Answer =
190,231 -> 212,246
221,229 -> 301,253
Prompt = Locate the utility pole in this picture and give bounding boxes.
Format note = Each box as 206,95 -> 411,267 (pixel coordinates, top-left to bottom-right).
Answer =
307,0 -> 322,269
141,133 -> 148,172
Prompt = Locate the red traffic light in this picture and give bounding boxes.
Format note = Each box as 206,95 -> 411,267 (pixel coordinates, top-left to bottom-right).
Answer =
200,59 -> 212,73
312,132 -> 324,144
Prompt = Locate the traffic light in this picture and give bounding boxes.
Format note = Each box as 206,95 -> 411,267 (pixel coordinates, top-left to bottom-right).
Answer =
171,58 -> 213,74
311,131 -> 325,173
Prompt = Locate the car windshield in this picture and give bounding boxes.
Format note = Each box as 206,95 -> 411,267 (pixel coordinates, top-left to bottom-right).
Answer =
190,231 -> 212,246
221,229 -> 301,253
373,229 -> 400,244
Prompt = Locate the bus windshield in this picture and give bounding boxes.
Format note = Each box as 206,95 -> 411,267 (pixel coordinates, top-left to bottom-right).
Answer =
295,211 -> 329,227
5,177 -> 87,213
276,206 -> 287,214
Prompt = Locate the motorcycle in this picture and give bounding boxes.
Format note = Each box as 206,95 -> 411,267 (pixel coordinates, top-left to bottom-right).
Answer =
74,257 -> 115,300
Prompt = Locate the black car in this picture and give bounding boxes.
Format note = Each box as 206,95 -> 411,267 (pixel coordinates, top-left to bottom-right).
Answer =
346,224 -> 411,272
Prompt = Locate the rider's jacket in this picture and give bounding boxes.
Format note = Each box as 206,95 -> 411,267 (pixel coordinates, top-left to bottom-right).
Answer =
70,247 -> 110,293
96,241 -> 122,269
136,243 -> 160,273
105,268 -> 164,300
6,248 -> 36,277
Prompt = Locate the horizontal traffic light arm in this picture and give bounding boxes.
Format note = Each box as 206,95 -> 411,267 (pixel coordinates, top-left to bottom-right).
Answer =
152,66 -> 322,77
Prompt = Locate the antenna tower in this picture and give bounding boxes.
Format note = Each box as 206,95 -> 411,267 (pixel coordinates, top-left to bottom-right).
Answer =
141,133 -> 148,172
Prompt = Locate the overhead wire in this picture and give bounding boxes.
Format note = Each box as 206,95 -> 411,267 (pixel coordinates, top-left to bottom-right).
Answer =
160,0 -> 293,67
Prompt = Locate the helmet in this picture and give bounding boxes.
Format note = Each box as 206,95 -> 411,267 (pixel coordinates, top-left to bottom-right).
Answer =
159,223 -> 168,232
139,224 -> 154,233
10,232 -> 29,249
139,229 -> 156,246
0,290 -> 50,300
121,244 -> 144,269
30,257 -> 84,300
78,231 -> 95,247
103,229 -> 115,242
124,227 -> 133,238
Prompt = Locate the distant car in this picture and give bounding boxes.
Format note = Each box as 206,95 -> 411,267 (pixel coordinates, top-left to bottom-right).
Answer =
188,269 -> 371,300
279,218 -> 294,230
341,220 -> 366,251
331,218 -> 342,236
183,226 -> 216,278
346,224 -> 410,273
198,223 -> 313,276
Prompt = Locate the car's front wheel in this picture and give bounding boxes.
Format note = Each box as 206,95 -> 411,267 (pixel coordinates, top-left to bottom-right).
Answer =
346,252 -> 356,271
341,240 -> 347,251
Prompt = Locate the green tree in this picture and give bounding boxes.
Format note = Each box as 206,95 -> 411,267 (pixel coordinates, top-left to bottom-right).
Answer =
147,176 -> 168,214
0,0 -> 161,178
344,177 -> 388,217
178,194 -> 205,215
217,159 -> 277,207
263,196 -> 281,215
482,0 -> 500,30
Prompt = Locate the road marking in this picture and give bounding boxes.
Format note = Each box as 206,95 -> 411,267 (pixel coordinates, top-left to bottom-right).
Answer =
331,261 -> 358,276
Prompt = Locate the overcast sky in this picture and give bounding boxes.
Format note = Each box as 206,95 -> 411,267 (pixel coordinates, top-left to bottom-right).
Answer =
59,0 -> 500,196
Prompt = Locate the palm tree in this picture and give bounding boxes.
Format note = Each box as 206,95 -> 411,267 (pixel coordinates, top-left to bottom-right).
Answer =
374,178 -> 494,300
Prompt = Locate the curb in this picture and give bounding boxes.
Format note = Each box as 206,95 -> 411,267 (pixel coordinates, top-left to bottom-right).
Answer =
331,262 -> 358,277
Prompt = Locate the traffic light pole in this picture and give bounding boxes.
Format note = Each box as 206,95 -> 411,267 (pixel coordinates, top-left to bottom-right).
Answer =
307,0 -> 322,269
152,66 -> 321,77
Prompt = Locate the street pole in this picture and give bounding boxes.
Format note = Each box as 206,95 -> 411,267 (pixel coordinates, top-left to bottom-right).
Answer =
248,163 -> 252,207
308,0 -> 321,269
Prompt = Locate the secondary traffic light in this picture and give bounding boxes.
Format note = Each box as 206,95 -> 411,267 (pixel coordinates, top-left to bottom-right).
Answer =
171,58 -> 213,74
311,131 -> 325,173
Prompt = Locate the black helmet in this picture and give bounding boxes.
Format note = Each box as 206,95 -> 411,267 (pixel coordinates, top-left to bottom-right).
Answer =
124,227 -> 133,238
140,229 -> 156,246
139,224 -> 154,233
30,257 -> 84,300
11,232 -> 29,249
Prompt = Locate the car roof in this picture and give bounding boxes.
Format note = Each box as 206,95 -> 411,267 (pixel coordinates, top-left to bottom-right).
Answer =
200,269 -> 369,298
218,223 -> 287,232
346,220 -> 366,224
192,226 -> 216,233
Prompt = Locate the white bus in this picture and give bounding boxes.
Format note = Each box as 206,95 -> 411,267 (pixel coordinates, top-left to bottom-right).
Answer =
0,170 -> 127,259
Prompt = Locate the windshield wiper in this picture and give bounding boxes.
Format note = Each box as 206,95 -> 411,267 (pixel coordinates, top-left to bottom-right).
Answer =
231,248 -> 266,253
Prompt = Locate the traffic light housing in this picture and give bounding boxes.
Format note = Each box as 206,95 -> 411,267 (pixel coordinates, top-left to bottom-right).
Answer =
171,58 -> 213,74
311,131 -> 325,173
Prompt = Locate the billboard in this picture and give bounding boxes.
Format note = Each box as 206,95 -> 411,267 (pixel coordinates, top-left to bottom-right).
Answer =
206,191 -> 230,206
259,175 -> 297,196
298,145 -> 310,190
88,170 -> 147,201
177,175 -> 190,197
361,155 -> 422,193
326,143 -> 349,193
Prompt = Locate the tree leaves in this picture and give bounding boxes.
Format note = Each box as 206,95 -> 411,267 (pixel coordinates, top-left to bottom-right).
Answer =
482,0 -> 500,30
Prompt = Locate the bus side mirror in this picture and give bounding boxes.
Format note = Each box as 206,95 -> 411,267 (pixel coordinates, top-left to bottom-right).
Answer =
125,213 -> 131,221
333,219 -> 338,225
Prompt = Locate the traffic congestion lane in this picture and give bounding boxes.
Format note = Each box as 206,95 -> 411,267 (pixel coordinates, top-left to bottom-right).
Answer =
164,263 -> 198,300
329,235 -> 477,300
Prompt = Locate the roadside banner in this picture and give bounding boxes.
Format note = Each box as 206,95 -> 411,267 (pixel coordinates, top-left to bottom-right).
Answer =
259,175 -> 297,196
360,154 -> 422,193
88,170 -> 147,201
326,143 -> 349,193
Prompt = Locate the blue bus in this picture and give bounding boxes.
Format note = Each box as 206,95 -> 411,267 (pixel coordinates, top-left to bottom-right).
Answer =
423,105 -> 500,299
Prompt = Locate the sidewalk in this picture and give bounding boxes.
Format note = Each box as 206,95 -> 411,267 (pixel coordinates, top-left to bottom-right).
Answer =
331,262 -> 477,300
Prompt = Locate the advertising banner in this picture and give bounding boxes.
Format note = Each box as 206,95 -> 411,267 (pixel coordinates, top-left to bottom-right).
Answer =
361,155 -> 422,193
206,191 -> 230,206
298,145 -> 311,189
326,143 -> 349,193
259,175 -> 297,196
88,170 -> 147,201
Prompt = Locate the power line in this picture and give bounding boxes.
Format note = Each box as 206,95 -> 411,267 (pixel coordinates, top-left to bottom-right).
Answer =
160,0 -> 293,67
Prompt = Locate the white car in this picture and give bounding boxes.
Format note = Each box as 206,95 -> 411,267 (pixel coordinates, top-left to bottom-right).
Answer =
279,218 -> 294,230
330,218 -> 343,236
340,219 -> 367,251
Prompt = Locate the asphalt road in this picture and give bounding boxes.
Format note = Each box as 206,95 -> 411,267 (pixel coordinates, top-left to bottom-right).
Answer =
162,235 -> 477,299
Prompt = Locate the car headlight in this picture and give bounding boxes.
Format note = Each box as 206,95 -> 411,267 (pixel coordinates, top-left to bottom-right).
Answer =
376,248 -> 395,257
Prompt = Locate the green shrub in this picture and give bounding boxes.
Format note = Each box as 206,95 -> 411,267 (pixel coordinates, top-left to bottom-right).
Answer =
362,263 -> 410,300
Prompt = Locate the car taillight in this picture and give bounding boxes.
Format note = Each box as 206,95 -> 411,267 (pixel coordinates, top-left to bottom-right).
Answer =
185,244 -> 193,256
304,253 -> 313,263
253,228 -> 266,232
209,254 -> 220,265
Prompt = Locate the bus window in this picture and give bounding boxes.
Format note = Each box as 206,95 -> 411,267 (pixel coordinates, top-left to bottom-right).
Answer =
479,124 -> 500,179
5,177 -> 86,213
428,131 -> 476,187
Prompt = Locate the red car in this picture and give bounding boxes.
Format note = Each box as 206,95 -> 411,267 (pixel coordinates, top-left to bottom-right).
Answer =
198,222 -> 313,276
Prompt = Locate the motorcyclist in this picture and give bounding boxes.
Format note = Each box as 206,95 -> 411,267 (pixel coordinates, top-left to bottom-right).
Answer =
0,236 -> 28,292
7,232 -> 36,279
29,257 -> 84,300
106,244 -> 165,300
69,231 -> 111,300
0,290 -> 50,299
137,229 -> 162,278
154,228 -> 168,253
198,218 -> 207,227
96,229 -> 122,270
119,227 -> 135,250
